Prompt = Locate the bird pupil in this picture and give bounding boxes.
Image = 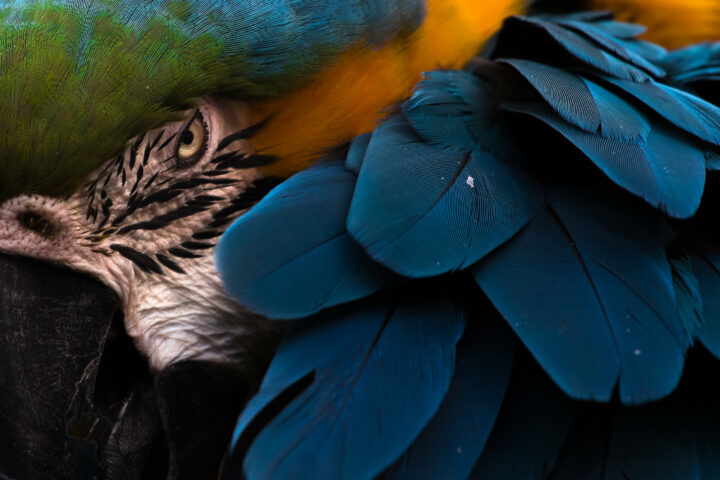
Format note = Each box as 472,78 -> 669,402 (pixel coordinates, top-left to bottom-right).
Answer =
181,130 -> 194,145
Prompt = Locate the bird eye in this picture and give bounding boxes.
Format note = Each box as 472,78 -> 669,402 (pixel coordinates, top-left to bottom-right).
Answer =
176,111 -> 208,168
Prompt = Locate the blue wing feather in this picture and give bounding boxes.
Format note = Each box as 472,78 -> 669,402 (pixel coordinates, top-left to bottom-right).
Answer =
403,70 -> 495,153
690,251 -> 720,359
669,255 -> 704,347
555,19 -> 666,76
501,59 -> 651,140
504,102 -> 706,219
496,16 -> 654,82
474,185 -> 685,404
216,162 -> 390,319
347,113 -> 543,278
470,355 -> 578,479
601,77 -> 720,147
383,314 -> 515,480
345,133 -> 372,173
228,293 -> 466,480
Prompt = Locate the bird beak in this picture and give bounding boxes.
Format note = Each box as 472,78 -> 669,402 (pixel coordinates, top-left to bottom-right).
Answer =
0,253 -> 165,479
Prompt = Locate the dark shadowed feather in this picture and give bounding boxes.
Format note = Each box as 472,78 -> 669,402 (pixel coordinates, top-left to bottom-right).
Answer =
504,102 -> 706,218
690,250 -> 720,359
470,353 -> 577,479
383,312 -> 515,480
227,292 -> 465,480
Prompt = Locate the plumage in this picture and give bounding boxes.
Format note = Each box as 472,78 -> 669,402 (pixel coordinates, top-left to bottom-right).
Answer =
505,102 -> 706,218
588,0 -> 720,48
215,161 -> 390,319
469,353 -> 577,480
346,113 -> 542,278
600,78 -> 720,147
383,314 -> 515,480
475,185 -> 686,404
209,11 -> 720,479
494,15 -> 657,82
500,59 -> 651,140
226,292 -> 466,480
250,0 -> 526,179
0,0 -> 522,200
662,43 -> 720,85
690,250 -> 720,359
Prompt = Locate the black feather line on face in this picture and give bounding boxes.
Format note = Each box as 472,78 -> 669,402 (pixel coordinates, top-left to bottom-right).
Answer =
210,151 -> 239,165
130,165 -> 144,195
216,119 -> 270,152
110,244 -> 164,274
143,171 -> 160,191
155,253 -> 186,274
117,203 -> 209,234
192,230 -> 223,240
129,133 -> 145,170
167,247 -> 203,259
157,132 -> 178,151
181,241 -> 214,250
203,170 -> 231,177
146,130 -> 164,164
217,154 -> 279,170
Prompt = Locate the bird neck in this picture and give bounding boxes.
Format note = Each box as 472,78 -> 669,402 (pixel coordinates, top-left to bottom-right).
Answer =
250,0 -> 528,178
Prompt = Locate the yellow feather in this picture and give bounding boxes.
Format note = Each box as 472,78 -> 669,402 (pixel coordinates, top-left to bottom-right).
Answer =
253,0 -> 526,178
590,0 -> 720,49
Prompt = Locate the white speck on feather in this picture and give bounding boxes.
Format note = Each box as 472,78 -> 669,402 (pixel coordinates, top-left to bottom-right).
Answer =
634,349 -> 643,356
466,175 -> 475,188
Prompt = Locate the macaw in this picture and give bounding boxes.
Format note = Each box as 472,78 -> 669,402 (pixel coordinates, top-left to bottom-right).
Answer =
0,0 -> 717,479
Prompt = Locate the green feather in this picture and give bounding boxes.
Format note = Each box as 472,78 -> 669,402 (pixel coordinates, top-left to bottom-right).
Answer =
0,0 -> 425,199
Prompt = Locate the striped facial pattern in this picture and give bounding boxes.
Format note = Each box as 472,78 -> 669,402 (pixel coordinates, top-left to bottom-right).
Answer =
80,105 -> 280,277
0,97 -> 283,370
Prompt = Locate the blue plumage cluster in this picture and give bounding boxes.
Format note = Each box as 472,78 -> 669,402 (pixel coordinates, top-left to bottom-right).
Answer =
216,11 -> 720,480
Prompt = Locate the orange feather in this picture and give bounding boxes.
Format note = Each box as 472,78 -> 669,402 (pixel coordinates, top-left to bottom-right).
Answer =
590,0 -> 720,49
253,0 -> 527,178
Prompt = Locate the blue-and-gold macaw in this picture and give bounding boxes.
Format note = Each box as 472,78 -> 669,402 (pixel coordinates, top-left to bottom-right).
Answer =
0,0 -> 719,478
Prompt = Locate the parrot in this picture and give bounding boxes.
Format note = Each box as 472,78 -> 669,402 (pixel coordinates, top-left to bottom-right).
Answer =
0,0 -> 717,479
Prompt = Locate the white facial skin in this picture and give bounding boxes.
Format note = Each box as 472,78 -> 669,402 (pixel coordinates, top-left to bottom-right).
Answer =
0,96 -> 281,372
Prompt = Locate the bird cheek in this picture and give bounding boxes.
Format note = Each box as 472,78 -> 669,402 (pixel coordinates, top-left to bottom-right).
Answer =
0,194 -> 131,296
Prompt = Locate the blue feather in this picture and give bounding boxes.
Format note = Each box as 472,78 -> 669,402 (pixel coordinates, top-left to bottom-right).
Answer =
345,133 -> 372,174
555,19 -> 666,76
504,102 -> 706,219
474,185 -> 685,404
346,114 -> 543,278
601,77 -> 720,147
590,20 -> 648,39
215,162 -> 390,319
495,16 -> 655,82
383,314 -> 515,480
227,293 -> 466,480
690,250 -> 720,359
669,255 -> 704,347
661,43 -> 720,85
501,59 -> 651,140
403,70 -> 496,153
470,355 -> 578,479
550,402 -> 706,480
705,151 -> 720,171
